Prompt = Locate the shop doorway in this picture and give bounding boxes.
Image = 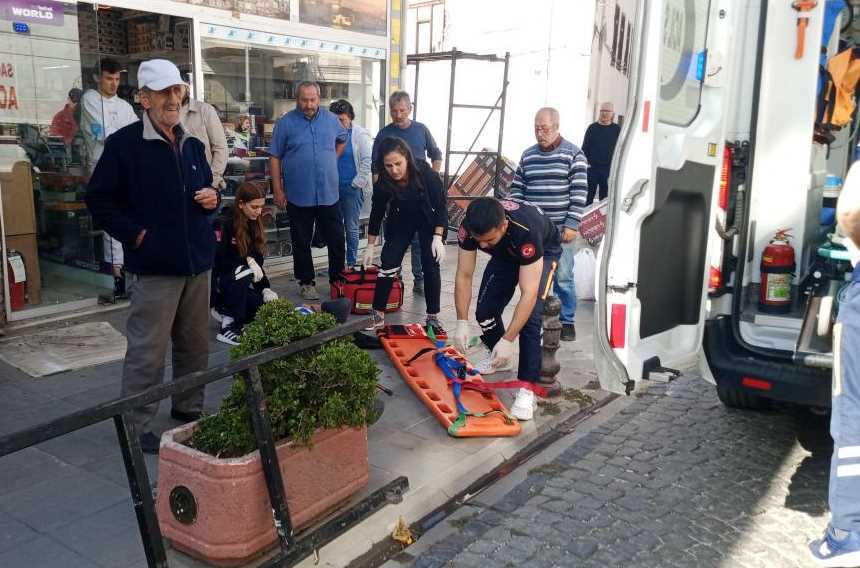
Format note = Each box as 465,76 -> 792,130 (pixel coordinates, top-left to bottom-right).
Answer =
0,3 -> 192,321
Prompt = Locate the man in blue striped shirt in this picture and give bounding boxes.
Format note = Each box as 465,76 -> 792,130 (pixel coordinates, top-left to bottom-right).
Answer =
509,107 -> 589,341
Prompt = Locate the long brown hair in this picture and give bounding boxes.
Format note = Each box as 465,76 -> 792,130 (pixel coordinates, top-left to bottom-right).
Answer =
233,181 -> 267,258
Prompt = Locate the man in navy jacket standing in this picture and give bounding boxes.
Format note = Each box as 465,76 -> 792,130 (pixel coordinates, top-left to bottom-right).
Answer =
86,59 -> 220,453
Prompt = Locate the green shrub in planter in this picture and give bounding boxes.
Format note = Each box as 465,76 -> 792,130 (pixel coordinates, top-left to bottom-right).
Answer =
190,300 -> 379,458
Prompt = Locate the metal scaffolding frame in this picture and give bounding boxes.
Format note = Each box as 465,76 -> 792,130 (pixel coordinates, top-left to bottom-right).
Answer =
407,48 -> 510,197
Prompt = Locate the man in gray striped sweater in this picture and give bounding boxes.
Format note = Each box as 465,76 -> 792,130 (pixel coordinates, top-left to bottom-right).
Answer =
509,107 -> 589,341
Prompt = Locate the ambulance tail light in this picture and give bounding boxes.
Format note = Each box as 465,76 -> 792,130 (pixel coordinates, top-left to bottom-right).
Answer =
609,304 -> 626,348
708,266 -> 723,294
719,146 -> 732,211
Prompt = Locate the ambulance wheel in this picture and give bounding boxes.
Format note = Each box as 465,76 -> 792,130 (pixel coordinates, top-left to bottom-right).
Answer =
716,384 -> 767,411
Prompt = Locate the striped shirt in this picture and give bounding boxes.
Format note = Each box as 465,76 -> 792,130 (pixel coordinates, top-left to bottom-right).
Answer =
509,138 -> 589,230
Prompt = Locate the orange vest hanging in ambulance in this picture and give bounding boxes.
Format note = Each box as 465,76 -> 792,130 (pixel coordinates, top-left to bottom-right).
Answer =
823,48 -> 860,128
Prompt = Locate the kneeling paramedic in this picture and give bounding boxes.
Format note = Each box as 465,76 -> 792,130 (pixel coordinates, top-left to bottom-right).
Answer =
811,162 -> 860,566
452,197 -> 561,421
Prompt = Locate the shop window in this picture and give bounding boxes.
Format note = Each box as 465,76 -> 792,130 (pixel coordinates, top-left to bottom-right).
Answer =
201,38 -> 384,259
300,0 -> 387,36
0,2 -> 193,319
173,0 -> 289,20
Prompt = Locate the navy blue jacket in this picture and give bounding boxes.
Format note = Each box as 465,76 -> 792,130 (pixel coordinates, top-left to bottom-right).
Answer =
86,113 -> 216,276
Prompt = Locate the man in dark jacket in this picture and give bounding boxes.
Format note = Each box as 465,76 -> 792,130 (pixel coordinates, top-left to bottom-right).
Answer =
581,102 -> 621,205
86,59 -> 220,454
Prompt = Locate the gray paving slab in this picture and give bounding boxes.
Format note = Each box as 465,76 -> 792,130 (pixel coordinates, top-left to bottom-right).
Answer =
0,510 -> 37,554
51,500 -> 147,568
0,467 -> 130,532
0,535 -> 99,568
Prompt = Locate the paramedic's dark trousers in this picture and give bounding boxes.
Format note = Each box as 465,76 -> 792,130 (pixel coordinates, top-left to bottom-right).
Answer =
373,216 -> 440,314
122,272 -> 210,430
218,272 -> 264,327
287,202 -> 346,285
476,254 -> 558,382
587,166 -> 610,205
829,274 -> 860,532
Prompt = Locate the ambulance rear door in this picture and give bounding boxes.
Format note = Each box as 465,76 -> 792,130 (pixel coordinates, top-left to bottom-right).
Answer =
594,0 -> 734,394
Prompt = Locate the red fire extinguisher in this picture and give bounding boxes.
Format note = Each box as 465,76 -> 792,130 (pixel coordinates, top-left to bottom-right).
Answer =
759,229 -> 795,313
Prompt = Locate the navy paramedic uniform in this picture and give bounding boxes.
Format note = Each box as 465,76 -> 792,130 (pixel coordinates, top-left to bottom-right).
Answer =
830,263 -> 860,532
458,199 -> 561,382
212,217 -> 268,328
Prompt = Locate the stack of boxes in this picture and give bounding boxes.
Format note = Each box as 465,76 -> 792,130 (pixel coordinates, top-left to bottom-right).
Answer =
126,20 -> 157,54
79,9 -> 127,55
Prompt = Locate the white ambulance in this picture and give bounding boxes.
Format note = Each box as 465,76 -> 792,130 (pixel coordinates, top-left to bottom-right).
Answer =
594,0 -> 857,409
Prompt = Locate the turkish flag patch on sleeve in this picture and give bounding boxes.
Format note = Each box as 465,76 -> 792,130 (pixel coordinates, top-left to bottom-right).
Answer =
520,243 -> 536,258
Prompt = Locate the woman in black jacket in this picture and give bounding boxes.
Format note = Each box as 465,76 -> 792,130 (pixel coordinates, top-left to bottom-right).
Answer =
212,181 -> 278,345
363,137 -> 447,330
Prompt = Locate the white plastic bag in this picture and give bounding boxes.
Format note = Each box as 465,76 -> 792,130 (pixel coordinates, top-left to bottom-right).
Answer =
574,247 -> 596,301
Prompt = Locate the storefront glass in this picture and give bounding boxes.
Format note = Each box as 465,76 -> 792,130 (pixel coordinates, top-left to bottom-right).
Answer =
175,0 -> 289,21
0,2 -> 192,319
200,33 -> 384,259
300,0 -> 387,36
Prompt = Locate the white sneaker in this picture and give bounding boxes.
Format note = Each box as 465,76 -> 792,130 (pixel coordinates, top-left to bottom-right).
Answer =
510,388 -> 536,421
473,347 -> 514,376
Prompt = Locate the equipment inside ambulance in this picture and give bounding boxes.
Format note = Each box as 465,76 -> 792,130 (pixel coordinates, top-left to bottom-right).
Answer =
593,0 -> 859,410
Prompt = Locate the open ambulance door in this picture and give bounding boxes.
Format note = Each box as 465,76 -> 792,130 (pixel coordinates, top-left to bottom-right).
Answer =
595,0 -> 731,395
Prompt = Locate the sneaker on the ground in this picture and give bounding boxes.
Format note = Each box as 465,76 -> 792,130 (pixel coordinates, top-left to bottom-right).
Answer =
139,431 -> 160,454
561,323 -> 576,341
364,310 -> 385,332
413,279 -> 424,295
425,315 -> 445,334
810,526 -> 860,567
216,325 -> 242,346
210,307 -> 223,323
299,283 -> 320,301
473,346 -> 514,375
510,387 -> 536,421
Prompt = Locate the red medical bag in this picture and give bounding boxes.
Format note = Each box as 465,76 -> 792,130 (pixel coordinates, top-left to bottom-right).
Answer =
330,266 -> 403,315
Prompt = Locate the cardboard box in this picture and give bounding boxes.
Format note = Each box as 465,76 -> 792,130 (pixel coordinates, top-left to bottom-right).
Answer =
5,233 -> 41,306
0,162 -> 36,236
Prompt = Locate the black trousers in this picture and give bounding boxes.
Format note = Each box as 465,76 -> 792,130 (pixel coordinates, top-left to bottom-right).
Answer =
287,202 -> 346,285
217,272 -> 263,327
475,254 -> 558,382
587,166 -> 610,205
373,216 -> 441,314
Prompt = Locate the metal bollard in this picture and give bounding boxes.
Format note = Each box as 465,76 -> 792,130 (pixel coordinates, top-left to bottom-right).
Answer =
539,294 -> 562,397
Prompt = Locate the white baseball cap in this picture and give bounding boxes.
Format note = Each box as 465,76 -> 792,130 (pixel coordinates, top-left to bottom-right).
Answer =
138,59 -> 186,91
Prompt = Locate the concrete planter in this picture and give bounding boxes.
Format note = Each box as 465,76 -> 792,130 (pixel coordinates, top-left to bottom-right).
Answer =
155,423 -> 369,567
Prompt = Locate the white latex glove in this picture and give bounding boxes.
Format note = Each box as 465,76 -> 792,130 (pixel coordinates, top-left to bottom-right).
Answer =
431,234 -> 446,264
362,242 -> 376,267
262,288 -> 278,303
490,338 -> 515,368
246,257 -> 264,283
452,320 -> 469,353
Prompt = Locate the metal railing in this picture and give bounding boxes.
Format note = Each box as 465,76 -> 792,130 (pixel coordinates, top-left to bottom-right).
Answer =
0,318 -> 408,567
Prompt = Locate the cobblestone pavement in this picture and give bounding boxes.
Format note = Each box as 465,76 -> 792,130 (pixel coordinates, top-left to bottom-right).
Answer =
407,375 -> 833,567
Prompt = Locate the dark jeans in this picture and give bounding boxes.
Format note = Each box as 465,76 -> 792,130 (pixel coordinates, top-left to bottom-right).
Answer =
829,279 -> 860,532
475,254 -> 558,382
587,166 -> 610,205
373,216 -> 440,314
287,202 -> 346,285
217,272 -> 263,327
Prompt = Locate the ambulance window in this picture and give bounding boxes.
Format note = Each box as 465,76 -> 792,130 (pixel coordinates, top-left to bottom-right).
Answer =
658,0 -> 711,126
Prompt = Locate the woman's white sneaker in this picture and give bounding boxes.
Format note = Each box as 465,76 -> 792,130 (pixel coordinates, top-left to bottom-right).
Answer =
510,388 -> 536,421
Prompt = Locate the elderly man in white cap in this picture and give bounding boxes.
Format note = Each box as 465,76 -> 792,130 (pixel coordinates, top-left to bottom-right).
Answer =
810,162 -> 860,566
86,59 -> 220,453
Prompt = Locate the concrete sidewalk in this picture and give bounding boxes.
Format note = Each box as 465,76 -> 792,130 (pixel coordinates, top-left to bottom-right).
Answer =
0,244 -> 607,567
